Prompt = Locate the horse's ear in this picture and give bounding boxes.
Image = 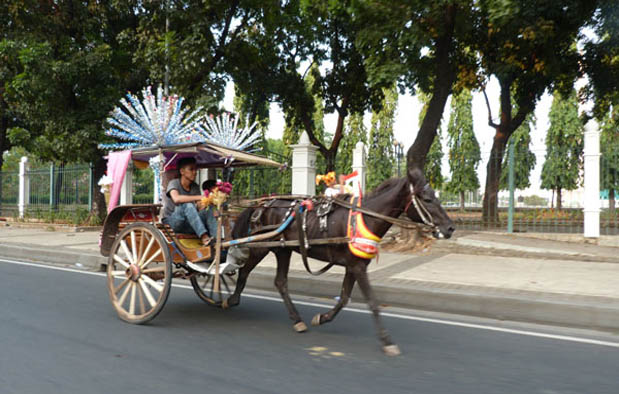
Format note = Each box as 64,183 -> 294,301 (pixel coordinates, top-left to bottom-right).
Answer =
407,167 -> 427,192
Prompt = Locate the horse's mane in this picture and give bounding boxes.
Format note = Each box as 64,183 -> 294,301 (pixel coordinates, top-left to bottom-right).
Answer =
364,178 -> 407,201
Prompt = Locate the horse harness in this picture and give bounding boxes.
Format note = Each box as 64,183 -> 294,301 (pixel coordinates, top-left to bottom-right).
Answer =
244,185 -> 438,276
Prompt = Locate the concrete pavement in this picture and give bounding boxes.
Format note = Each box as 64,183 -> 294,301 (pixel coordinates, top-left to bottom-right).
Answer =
1,222 -> 618,331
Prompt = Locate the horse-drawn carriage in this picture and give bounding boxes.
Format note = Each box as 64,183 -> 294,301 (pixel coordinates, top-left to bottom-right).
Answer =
100,141 -> 455,355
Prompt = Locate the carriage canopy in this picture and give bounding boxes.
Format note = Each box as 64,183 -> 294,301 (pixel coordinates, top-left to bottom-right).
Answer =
129,142 -> 283,169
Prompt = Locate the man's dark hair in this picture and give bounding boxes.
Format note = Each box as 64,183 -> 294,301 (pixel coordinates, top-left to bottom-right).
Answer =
202,179 -> 217,192
177,157 -> 197,171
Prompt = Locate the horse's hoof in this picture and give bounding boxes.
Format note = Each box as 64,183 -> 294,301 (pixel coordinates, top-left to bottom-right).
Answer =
311,314 -> 322,326
383,345 -> 401,356
293,322 -> 308,333
221,299 -> 229,309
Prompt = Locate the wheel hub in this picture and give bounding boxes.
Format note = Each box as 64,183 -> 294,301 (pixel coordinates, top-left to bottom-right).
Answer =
128,264 -> 141,281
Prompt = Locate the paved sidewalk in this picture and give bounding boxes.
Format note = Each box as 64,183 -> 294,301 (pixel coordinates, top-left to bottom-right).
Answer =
1,223 -> 618,331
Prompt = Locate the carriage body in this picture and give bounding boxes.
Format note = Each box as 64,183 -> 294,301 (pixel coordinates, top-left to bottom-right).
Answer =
101,142 -> 282,324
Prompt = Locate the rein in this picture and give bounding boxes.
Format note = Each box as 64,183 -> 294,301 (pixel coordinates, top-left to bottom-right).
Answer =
241,194 -> 436,233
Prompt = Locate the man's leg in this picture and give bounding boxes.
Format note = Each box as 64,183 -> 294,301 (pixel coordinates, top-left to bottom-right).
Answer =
178,203 -> 208,238
199,207 -> 218,238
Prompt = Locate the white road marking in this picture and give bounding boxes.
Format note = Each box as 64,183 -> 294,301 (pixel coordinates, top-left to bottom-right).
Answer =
2,257 -> 619,349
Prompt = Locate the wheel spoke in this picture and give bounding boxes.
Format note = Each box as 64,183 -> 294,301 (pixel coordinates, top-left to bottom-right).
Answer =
141,248 -> 162,269
137,283 -> 146,314
138,278 -> 156,308
137,235 -> 155,266
111,270 -> 127,278
137,229 -> 146,264
129,283 -> 137,315
117,280 -> 132,307
130,231 -> 138,264
120,240 -> 134,265
202,274 -> 212,289
113,254 -> 130,269
142,266 -> 166,274
113,277 -> 131,294
141,275 -> 164,293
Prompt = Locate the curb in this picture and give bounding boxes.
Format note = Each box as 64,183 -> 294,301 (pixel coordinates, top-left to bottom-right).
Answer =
2,245 -> 618,331
0,244 -> 106,271
244,268 -> 619,332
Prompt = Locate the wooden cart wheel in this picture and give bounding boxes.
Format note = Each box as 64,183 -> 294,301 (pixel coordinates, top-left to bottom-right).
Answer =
106,223 -> 172,324
190,269 -> 237,307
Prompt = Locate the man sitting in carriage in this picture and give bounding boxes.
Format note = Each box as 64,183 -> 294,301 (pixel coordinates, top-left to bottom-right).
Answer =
161,157 -> 218,246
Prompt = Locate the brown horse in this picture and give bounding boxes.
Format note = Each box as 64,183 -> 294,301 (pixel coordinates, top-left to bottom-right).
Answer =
226,168 -> 454,355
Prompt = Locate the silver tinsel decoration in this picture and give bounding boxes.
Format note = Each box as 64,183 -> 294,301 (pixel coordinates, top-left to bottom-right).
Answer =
99,86 -> 204,150
193,112 -> 261,152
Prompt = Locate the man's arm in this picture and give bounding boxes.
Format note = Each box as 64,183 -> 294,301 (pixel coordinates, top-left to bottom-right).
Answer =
169,189 -> 202,204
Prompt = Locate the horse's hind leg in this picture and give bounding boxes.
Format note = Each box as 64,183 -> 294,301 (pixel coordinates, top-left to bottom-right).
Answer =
311,268 -> 355,326
273,249 -> 307,333
223,248 -> 269,309
351,263 -> 400,356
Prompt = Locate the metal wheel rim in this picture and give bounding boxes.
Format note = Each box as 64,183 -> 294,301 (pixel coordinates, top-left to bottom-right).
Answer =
190,270 -> 237,307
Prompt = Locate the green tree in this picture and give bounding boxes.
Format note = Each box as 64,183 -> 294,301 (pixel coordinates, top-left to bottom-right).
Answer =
581,0 -> 619,119
1,1 -> 149,219
367,85 -> 397,191
499,113 -> 537,190
417,91 -> 444,189
600,107 -> 619,216
135,0 -> 261,110
541,90 -> 584,210
230,0 -> 384,172
354,0 -> 479,176
336,112 -> 367,176
477,0 -> 597,222
445,89 -> 480,210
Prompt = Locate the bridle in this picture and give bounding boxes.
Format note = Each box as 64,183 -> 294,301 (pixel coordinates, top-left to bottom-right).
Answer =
404,184 -> 436,228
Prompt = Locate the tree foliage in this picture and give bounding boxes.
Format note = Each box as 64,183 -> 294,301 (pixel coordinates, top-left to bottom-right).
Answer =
541,90 -> 583,209
336,112 -> 367,176
0,1 -> 150,218
230,0 -> 383,171
600,106 -> 619,214
366,85 -> 397,191
580,0 -> 619,119
354,0 -> 479,174
445,89 -> 480,208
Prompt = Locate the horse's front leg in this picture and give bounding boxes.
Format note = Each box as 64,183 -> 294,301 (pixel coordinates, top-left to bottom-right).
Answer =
273,249 -> 307,333
223,248 -> 269,309
311,268 -> 355,326
351,263 -> 401,356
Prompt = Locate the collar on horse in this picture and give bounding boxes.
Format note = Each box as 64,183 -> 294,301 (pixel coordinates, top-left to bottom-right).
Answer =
347,195 -> 381,259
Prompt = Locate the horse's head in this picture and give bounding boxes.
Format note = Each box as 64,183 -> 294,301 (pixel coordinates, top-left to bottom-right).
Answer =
405,168 -> 455,239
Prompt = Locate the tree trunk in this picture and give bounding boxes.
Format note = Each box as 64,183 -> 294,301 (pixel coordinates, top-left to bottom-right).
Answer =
610,189 -> 616,217
482,134 -> 508,223
324,150 -> 336,173
481,76 -> 532,223
406,4 -> 456,172
459,190 -> 465,211
556,188 -> 562,210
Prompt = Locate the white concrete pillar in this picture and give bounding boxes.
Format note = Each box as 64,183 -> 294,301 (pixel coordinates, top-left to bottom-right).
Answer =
120,163 -> 133,205
18,156 -> 29,218
583,120 -> 600,238
153,172 -> 161,203
291,131 -> 317,196
352,141 -> 366,195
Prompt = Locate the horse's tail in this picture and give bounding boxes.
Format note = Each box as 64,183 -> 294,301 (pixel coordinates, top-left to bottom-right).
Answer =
232,206 -> 255,239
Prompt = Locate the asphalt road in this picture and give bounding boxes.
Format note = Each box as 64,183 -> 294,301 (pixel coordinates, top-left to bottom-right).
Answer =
1,258 -> 619,394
